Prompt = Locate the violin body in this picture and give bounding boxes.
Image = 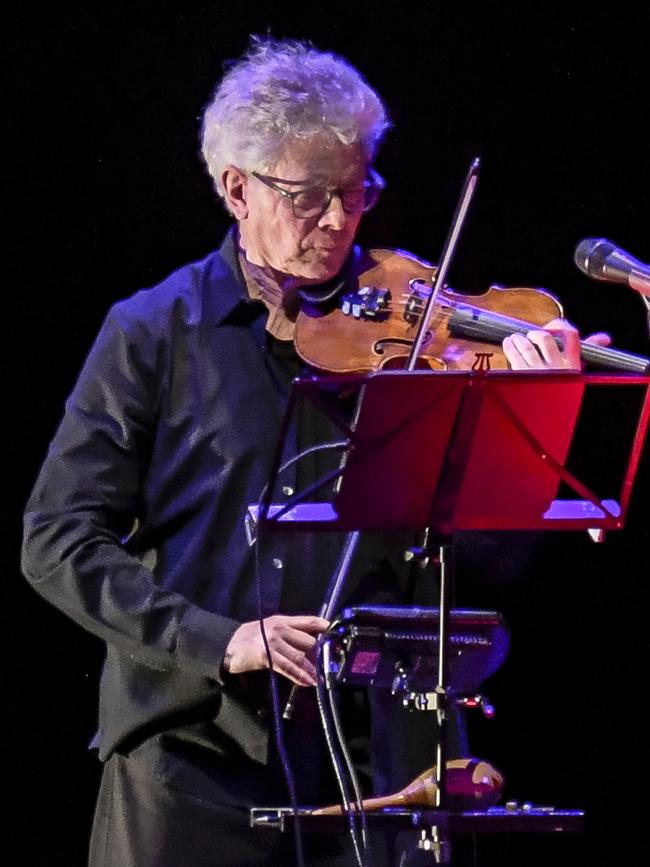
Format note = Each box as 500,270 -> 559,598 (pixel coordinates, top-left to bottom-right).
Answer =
295,248 -> 564,373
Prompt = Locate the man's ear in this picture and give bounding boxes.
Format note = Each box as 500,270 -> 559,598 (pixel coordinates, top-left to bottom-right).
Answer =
222,166 -> 248,219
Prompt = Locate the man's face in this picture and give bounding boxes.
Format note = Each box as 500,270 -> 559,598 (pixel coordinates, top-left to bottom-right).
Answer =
238,138 -> 368,286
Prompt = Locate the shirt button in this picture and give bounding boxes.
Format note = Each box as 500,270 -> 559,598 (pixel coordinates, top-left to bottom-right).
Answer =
272,558 -> 283,570
282,486 -> 294,496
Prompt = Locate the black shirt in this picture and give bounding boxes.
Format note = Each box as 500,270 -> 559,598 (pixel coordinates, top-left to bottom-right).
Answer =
22,228 -> 408,764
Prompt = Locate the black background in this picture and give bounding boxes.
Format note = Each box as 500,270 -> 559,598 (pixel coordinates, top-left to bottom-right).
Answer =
6,2 -> 649,865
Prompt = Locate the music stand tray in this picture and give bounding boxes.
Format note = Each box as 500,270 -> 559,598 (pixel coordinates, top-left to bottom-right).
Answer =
250,804 -> 585,835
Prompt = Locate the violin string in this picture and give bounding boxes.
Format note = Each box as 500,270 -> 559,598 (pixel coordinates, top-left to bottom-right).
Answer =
376,310 -> 445,330
369,301 -> 445,325
343,289 -> 452,325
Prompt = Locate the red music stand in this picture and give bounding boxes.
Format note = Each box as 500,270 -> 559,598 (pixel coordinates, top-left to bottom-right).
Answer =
254,371 -> 649,535
251,370 -> 650,863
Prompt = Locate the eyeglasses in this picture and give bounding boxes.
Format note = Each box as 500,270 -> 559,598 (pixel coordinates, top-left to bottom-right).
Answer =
251,168 -> 384,219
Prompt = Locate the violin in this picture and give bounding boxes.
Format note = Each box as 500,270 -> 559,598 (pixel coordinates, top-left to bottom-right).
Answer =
294,248 -> 650,374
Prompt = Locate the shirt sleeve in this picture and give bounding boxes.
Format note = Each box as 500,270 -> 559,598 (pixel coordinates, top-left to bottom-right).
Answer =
21,301 -> 239,681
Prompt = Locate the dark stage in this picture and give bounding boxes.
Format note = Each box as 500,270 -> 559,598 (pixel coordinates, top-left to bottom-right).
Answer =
7,3 -> 649,865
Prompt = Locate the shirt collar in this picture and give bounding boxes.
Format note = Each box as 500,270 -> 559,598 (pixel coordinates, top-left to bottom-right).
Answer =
204,226 -> 256,326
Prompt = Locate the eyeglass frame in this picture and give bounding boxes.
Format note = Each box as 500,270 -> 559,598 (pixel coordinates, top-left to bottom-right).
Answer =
250,167 -> 385,219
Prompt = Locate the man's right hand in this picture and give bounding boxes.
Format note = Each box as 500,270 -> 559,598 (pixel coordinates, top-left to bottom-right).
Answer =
221,615 -> 329,686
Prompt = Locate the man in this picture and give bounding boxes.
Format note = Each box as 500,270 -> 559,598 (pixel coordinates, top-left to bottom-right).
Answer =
22,38 -> 602,867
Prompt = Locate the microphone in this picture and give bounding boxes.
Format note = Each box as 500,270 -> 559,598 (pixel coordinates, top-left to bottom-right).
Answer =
574,238 -> 650,297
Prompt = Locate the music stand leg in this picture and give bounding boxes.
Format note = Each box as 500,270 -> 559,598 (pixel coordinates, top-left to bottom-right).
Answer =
430,540 -> 453,863
396,823 -> 452,865
419,826 -> 452,864
433,541 -> 452,810
402,537 -> 455,863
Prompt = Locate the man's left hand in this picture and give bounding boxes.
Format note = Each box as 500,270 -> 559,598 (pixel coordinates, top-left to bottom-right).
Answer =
503,317 -> 611,371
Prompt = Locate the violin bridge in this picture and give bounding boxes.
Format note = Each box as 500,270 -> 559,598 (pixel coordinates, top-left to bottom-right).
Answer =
404,280 -> 430,325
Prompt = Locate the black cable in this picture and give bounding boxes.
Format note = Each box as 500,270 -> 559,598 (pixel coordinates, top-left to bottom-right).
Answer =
254,533 -> 306,867
251,438 -> 349,867
315,640 -> 366,867
322,640 -> 370,856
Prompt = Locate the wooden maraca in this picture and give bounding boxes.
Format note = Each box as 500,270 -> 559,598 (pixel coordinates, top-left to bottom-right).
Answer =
310,757 -> 503,815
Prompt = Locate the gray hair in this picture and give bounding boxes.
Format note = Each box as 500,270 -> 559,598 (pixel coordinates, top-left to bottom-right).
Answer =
200,37 -> 389,204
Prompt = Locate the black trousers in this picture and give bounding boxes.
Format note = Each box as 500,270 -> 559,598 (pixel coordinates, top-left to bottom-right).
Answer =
87,726 -> 390,867
87,688 -> 468,867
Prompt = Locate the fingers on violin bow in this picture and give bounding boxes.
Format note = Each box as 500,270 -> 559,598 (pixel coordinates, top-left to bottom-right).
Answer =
503,319 -> 581,371
503,332 -> 551,369
538,318 -> 581,370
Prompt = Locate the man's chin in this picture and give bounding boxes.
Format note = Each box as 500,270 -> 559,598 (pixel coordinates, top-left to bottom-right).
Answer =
296,253 -> 347,284
299,267 -> 337,285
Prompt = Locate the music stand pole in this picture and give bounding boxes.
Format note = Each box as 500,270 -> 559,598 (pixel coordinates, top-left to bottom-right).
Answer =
433,541 -> 452,810
403,159 -> 480,841
410,368 -> 490,860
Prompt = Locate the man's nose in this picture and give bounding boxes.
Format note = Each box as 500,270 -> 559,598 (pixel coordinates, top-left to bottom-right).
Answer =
317,193 -> 347,230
